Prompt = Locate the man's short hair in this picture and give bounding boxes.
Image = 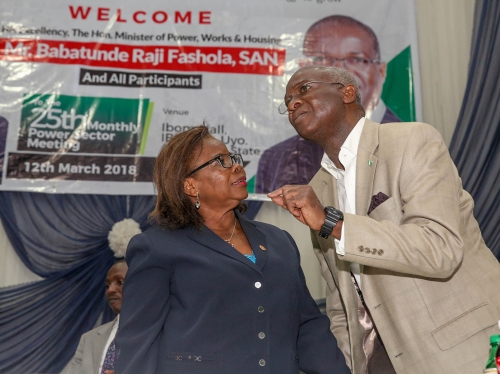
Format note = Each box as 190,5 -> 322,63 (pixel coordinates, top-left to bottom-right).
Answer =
317,66 -> 363,107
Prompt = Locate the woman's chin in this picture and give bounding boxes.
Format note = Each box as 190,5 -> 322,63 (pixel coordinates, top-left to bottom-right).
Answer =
235,191 -> 249,203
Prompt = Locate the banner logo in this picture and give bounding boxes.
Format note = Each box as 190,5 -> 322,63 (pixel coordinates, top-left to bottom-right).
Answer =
18,94 -> 152,154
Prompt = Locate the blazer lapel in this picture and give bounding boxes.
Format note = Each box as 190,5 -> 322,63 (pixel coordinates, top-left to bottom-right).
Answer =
188,212 -> 263,275
356,119 -> 380,216
317,167 -> 339,209
93,318 -> 117,371
237,212 -> 268,271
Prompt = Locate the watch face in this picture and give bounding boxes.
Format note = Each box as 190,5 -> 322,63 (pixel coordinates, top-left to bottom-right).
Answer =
325,206 -> 343,220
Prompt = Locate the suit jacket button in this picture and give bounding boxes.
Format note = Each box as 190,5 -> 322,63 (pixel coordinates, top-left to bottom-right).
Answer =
378,249 -> 384,255
259,359 -> 266,366
371,248 -> 377,254
364,248 -> 371,253
358,245 -> 364,252
255,282 -> 262,288
258,332 -> 265,339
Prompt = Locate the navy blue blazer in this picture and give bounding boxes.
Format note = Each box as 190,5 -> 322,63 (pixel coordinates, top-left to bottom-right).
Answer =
115,211 -> 349,374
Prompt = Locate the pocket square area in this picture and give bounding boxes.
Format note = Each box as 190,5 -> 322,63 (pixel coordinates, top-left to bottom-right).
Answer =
368,192 -> 390,215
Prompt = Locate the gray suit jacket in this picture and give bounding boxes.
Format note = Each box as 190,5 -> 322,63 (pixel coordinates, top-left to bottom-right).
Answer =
60,318 -> 116,374
310,120 -> 500,374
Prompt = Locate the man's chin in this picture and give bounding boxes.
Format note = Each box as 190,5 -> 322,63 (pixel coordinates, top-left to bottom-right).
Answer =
291,122 -> 316,141
108,300 -> 122,314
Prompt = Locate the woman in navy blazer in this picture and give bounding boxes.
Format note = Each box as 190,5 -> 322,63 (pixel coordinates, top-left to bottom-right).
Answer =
114,125 -> 349,374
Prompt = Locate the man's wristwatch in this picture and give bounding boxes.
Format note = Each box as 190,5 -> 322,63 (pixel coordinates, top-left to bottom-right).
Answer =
318,206 -> 344,239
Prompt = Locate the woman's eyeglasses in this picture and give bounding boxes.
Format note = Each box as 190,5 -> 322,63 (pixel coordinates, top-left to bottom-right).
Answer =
187,153 -> 244,176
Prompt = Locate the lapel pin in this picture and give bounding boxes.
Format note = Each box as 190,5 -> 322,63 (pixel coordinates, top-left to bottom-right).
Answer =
368,160 -> 373,167
259,245 -> 267,251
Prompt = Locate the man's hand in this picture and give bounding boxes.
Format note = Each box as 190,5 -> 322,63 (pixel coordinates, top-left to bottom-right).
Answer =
268,185 -> 326,230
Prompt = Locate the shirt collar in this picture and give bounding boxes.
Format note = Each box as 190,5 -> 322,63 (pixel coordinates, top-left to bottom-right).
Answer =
321,117 -> 366,178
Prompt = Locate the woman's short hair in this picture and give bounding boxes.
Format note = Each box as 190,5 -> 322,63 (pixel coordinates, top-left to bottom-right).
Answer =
149,124 -> 246,230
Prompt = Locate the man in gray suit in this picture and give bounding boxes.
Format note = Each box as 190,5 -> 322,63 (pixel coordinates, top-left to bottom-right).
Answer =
269,65 -> 500,373
62,260 -> 128,374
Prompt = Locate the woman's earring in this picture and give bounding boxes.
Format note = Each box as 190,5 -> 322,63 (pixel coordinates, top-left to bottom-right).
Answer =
195,192 -> 200,209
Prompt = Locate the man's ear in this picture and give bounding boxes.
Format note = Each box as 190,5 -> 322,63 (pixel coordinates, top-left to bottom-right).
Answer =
343,85 -> 358,104
184,178 -> 197,197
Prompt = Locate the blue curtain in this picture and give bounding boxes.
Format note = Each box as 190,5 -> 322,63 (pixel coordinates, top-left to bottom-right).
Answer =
449,0 -> 500,258
0,192 -> 155,373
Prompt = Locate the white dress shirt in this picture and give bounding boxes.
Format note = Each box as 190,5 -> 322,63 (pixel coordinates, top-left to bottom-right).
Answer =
97,315 -> 119,374
321,117 -> 366,286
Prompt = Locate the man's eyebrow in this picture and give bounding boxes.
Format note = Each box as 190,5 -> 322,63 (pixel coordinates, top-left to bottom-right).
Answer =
345,51 -> 367,56
292,79 -> 309,87
286,79 -> 308,94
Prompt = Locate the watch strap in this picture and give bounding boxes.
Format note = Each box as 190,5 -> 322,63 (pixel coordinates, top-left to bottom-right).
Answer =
318,206 -> 343,239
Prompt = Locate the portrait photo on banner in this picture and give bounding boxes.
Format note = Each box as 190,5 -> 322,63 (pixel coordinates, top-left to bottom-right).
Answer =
256,0 -> 420,194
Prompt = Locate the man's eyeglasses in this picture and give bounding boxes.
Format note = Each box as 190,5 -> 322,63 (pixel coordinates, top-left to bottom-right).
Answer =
307,56 -> 380,69
187,153 -> 244,176
278,81 -> 344,115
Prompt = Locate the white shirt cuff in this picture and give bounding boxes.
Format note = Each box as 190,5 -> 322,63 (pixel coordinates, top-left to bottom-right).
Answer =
334,221 -> 346,256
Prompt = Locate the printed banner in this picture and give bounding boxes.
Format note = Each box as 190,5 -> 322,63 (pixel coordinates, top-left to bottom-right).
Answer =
0,0 -> 420,197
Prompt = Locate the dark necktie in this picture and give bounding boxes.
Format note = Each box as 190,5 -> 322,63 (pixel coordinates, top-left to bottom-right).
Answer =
101,339 -> 115,373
